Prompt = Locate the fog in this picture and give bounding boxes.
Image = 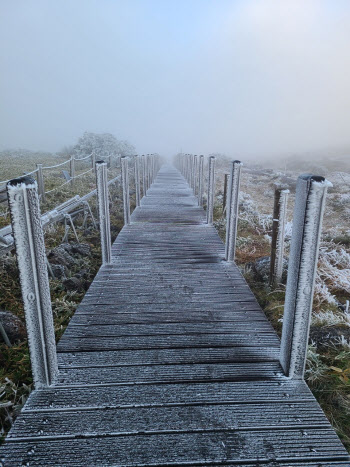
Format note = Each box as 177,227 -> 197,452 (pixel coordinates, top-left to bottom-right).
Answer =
1,0 -> 350,158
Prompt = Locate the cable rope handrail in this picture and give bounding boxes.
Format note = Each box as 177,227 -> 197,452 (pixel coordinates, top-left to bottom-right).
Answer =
0,168 -> 39,186
44,168 -> 94,195
74,154 -> 92,161
42,159 -> 71,170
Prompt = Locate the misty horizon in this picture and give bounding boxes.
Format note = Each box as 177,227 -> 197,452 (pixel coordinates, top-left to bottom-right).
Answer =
1,0 -> 350,158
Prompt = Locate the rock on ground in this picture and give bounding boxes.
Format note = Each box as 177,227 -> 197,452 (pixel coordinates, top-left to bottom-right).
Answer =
47,246 -> 76,267
0,310 -> 26,343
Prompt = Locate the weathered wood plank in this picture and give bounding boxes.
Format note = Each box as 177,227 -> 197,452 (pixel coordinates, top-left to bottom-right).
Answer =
2,430 -> 348,466
57,332 -> 281,352
57,347 -> 279,367
56,361 -> 284,385
8,401 -> 331,439
23,380 -> 315,411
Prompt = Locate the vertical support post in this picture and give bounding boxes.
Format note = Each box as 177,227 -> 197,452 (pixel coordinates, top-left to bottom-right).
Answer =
7,176 -> 58,388
269,187 -> 289,286
91,152 -> 96,172
95,161 -> 112,265
206,156 -> 216,224
36,164 -> 45,203
70,156 -> 75,188
134,155 -> 141,207
147,155 -> 151,190
280,174 -> 332,379
223,173 -> 229,212
193,155 -> 198,196
225,161 -> 242,261
142,155 -> 147,197
186,154 -> 190,183
189,155 -> 193,189
198,155 -> 204,207
121,156 -> 131,225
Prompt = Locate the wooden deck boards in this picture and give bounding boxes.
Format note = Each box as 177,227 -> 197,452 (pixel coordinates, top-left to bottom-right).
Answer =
1,165 -> 348,466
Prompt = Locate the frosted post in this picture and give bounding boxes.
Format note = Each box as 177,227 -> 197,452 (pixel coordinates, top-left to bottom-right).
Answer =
36,163 -> 45,203
121,156 -> 131,225
189,155 -> 193,189
70,156 -> 75,187
193,155 -> 198,196
269,188 -> 289,286
134,155 -> 141,207
186,154 -> 190,183
91,152 -> 96,172
142,155 -> 146,197
147,155 -> 151,189
225,161 -> 242,261
145,155 -> 149,193
206,156 -> 216,224
223,173 -> 229,212
198,155 -> 204,207
7,176 -> 58,388
280,174 -> 332,379
96,161 -> 111,265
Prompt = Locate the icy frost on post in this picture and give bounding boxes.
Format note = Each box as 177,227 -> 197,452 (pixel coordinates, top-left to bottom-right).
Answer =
121,156 -> 131,225
7,176 -> 58,388
206,156 -> 216,224
280,174 -> 332,379
96,161 -> 112,265
134,155 -> 141,207
198,155 -> 204,207
36,163 -> 45,202
225,160 -> 242,262
269,188 -> 289,286
142,154 -> 147,197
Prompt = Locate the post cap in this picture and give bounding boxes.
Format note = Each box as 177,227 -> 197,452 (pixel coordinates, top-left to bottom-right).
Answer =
7,176 -> 36,188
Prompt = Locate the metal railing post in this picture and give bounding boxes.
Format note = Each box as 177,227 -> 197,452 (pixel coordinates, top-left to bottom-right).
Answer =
70,156 -> 75,188
121,156 -> 131,225
223,173 -> 229,212
147,155 -> 151,190
134,155 -> 141,207
96,161 -> 112,265
189,155 -> 193,189
225,160 -> 242,262
198,155 -> 204,207
206,156 -> 216,224
193,155 -> 198,196
36,163 -> 45,203
91,152 -> 96,172
280,174 -> 332,379
7,176 -> 58,388
269,187 -> 289,286
142,155 -> 147,197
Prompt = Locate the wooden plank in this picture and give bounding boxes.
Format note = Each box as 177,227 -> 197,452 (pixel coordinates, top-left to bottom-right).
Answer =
61,322 -> 276,338
1,430 -> 348,466
57,347 -> 279,367
8,401 -> 331,439
57,332 -> 281,352
23,380 -> 315,411
56,362 -> 283,385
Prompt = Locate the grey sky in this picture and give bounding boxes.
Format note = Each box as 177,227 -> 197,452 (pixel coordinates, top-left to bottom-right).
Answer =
1,0 -> 350,157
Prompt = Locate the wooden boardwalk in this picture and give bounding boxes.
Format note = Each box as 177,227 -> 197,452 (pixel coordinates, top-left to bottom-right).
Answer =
1,165 -> 349,466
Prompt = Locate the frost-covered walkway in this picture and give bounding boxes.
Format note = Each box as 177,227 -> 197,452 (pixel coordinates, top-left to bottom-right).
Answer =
1,165 -> 349,465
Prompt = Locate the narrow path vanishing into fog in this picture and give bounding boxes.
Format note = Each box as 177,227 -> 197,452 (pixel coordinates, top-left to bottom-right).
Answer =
1,165 -> 349,465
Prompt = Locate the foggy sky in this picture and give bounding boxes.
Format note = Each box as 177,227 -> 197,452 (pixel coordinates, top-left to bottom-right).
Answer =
1,0 -> 350,157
